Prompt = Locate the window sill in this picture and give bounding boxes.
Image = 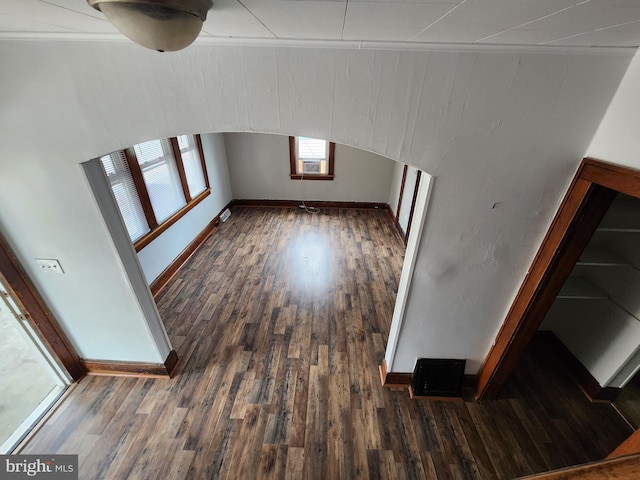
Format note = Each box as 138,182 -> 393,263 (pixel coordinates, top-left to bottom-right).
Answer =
134,188 -> 211,252
289,174 -> 334,181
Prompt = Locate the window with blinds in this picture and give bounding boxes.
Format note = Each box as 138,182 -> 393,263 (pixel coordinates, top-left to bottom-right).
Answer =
289,136 -> 335,180
177,135 -> 207,197
134,139 -> 186,223
100,151 -> 150,242
99,134 -> 210,250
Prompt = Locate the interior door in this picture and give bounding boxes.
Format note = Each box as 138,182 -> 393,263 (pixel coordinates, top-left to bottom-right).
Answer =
0,277 -> 69,453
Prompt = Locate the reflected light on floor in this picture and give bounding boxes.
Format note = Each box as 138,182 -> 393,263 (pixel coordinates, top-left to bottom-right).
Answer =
289,233 -> 332,291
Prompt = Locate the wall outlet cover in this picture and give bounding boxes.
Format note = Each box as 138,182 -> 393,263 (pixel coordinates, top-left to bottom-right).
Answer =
36,258 -> 64,274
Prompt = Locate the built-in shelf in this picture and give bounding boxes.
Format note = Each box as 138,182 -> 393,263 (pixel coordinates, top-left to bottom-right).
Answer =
576,247 -> 628,267
557,277 -> 607,300
597,196 -> 640,233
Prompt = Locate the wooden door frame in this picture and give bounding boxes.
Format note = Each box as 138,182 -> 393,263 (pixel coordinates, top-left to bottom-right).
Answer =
404,170 -> 422,244
476,158 -> 640,399
0,232 -> 85,381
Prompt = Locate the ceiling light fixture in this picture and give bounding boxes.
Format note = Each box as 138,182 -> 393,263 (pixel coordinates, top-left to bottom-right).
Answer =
87,0 -> 213,52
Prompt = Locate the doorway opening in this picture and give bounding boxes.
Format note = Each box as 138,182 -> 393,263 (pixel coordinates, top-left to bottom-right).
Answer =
0,233 -> 83,453
0,276 -> 70,453
476,158 -> 640,400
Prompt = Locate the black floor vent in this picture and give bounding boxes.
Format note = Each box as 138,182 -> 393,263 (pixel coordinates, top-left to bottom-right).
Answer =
412,358 -> 466,397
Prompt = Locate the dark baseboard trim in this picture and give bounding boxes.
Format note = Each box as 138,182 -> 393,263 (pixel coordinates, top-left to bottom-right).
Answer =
379,359 -> 412,389
535,331 -> 621,402
463,374 -> 478,390
395,221 -> 407,246
233,199 -> 389,210
387,205 -> 406,245
80,349 -> 180,379
408,386 -> 464,402
386,205 -> 395,222
380,359 -> 477,400
150,201 -> 233,300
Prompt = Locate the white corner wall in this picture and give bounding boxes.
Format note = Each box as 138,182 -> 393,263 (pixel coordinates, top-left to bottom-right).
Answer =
589,51 -> 640,169
0,40 -> 633,368
387,161 -> 405,218
225,133 -> 395,202
137,133 -> 232,283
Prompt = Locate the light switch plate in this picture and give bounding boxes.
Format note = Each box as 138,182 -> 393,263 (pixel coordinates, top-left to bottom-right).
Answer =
36,258 -> 64,274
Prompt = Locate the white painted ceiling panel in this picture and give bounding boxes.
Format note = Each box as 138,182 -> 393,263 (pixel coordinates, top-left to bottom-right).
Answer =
239,0 -> 347,39
343,2 -> 459,41
201,0 -> 275,38
1,0 -> 640,48
517,4 -> 640,34
543,26 -> 640,47
0,0 -> 116,33
42,0 -> 105,20
409,0 -> 587,43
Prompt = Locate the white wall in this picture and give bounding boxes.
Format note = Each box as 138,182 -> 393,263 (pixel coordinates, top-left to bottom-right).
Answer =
572,50 -> 640,387
0,40 -> 632,368
387,161 -> 405,218
589,51 -> 640,168
225,133 -> 395,202
82,160 -> 170,363
137,133 -> 232,283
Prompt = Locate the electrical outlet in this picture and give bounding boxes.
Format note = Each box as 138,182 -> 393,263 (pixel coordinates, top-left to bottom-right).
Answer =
36,258 -> 64,274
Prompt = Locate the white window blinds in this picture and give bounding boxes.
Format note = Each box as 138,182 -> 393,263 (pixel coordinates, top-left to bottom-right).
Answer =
100,151 -> 150,242
177,135 -> 207,197
296,137 -> 328,174
134,139 -> 186,223
297,137 -> 327,160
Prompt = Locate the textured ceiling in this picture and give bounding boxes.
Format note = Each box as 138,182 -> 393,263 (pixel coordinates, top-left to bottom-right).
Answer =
2,0 -> 640,49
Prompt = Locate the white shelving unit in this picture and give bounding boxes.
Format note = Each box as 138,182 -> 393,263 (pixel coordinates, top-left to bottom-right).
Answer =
576,246 -> 628,267
557,277 -> 606,300
597,196 -> 640,233
542,194 -> 640,390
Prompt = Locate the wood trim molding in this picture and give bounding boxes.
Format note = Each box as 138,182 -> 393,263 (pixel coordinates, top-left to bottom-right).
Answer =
396,165 -> 408,223
289,174 -> 335,181
387,206 -> 406,244
519,453 -> 640,479
476,157 -> 634,400
195,134 -> 211,190
535,331 -> 621,402
170,137 -> 192,203
0,233 -> 85,381
81,349 -> 179,379
404,170 -> 422,244
379,359 -> 412,389
408,386 -> 464,402
289,136 -> 336,180
124,147 -> 158,230
609,429 -> 640,459
150,201 -> 233,299
134,188 -> 211,252
232,199 -> 388,210
289,136 -> 296,177
379,360 -> 477,397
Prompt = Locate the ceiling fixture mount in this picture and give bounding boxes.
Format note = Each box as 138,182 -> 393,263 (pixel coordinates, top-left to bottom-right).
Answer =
87,0 -> 213,52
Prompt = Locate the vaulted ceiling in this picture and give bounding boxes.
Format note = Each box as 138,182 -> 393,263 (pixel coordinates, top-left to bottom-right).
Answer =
2,0 -> 640,48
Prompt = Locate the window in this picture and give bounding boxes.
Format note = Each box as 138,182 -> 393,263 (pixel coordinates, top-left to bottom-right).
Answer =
177,135 -> 207,198
100,150 -> 150,242
100,134 -> 210,251
289,136 -> 335,180
135,139 -> 186,223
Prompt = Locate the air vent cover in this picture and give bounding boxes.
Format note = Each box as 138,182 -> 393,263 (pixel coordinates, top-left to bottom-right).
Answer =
412,358 -> 466,397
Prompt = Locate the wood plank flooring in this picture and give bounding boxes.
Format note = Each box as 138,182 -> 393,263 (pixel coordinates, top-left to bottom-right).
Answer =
22,207 -> 632,479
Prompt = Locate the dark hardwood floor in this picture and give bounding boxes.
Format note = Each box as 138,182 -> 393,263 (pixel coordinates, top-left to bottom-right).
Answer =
22,207 -> 632,479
